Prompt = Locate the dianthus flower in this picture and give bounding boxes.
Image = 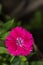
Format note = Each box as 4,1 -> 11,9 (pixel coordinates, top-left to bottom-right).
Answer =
5,26 -> 34,56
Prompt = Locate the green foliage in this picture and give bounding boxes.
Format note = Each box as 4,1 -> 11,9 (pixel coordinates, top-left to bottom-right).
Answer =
11,56 -> 28,65
0,47 -> 8,54
3,19 -> 14,30
19,56 -> 27,62
31,61 -> 43,65
0,54 -> 10,65
0,19 -> 14,35
0,40 -> 5,47
1,31 -> 9,40
11,57 -> 20,65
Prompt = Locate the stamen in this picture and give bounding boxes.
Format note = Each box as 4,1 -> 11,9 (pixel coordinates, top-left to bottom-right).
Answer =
16,37 -> 23,47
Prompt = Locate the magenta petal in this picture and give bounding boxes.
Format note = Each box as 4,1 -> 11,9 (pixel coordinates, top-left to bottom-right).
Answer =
14,27 -> 26,38
5,39 -> 17,51
10,28 -> 17,39
21,46 -> 33,56
11,46 -> 22,56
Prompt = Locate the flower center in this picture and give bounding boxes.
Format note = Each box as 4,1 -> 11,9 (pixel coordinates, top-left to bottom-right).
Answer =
16,37 -> 23,47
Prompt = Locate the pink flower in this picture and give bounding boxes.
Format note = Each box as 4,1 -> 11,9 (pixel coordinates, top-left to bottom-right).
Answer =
5,26 -> 34,56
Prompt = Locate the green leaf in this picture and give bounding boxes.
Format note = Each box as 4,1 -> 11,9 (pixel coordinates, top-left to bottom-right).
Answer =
1,31 -> 10,40
31,62 -> 36,65
0,40 -> 5,47
0,19 -> 14,35
11,60 -> 20,65
20,62 -> 25,65
0,47 -> 8,54
0,29 -> 6,35
11,57 -> 20,65
31,61 -> 43,65
19,56 -> 27,62
3,18 -> 14,30
2,63 -> 8,65
20,61 -> 28,65
10,56 -> 15,63
24,62 -> 28,65
37,61 -> 43,65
